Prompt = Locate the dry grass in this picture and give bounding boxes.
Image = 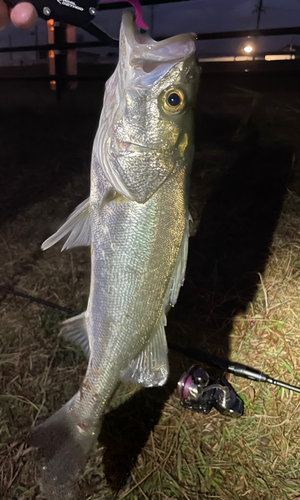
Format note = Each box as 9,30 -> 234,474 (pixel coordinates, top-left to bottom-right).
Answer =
1,72 -> 300,500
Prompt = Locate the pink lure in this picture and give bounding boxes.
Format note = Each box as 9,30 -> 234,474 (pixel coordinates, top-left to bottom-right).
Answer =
100,0 -> 149,30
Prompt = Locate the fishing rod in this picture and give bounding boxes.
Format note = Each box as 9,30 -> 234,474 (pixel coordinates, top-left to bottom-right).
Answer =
170,341 -> 300,394
0,285 -> 75,314
173,344 -> 300,418
2,285 -> 300,417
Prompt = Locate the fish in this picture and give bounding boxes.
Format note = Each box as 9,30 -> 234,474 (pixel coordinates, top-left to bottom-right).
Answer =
31,11 -> 199,498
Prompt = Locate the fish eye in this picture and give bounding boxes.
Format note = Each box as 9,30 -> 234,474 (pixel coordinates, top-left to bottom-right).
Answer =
162,89 -> 186,115
168,93 -> 181,107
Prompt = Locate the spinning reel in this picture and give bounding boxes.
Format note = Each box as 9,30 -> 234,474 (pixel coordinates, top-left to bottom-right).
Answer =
176,352 -> 300,418
178,365 -> 244,418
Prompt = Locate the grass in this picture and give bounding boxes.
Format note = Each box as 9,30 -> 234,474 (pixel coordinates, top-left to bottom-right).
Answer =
1,70 -> 300,500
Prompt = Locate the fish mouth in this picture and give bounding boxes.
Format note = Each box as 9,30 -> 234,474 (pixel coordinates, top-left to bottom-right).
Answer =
112,140 -> 181,162
121,11 -> 197,69
118,141 -> 154,152
113,138 -> 176,156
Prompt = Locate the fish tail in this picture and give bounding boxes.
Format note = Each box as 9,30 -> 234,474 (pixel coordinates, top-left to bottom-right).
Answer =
30,398 -> 99,499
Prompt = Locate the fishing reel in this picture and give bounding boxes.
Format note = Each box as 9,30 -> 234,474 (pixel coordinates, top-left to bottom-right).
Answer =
178,365 -> 244,418
176,352 -> 300,418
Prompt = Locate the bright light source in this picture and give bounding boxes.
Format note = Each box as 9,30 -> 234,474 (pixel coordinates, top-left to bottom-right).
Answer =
244,45 -> 253,54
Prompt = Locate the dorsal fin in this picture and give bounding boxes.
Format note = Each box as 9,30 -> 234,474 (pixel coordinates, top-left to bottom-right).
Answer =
121,313 -> 168,387
121,212 -> 190,388
169,212 -> 191,306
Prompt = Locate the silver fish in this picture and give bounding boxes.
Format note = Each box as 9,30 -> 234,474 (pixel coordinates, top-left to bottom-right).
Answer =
32,11 -> 199,497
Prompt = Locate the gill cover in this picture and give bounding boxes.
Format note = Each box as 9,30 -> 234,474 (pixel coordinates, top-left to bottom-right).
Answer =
94,11 -> 198,203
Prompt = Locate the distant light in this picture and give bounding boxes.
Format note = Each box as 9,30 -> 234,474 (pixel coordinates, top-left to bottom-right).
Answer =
198,56 -> 235,62
244,45 -> 253,54
47,19 -> 54,32
235,56 -> 253,61
265,54 -> 295,61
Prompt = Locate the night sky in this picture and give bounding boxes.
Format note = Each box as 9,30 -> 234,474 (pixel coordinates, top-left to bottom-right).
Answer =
0,0 -> 300,56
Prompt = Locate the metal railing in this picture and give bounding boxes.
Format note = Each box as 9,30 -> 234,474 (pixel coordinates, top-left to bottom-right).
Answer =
1,25 -> 300,54
1,12 -> 300,99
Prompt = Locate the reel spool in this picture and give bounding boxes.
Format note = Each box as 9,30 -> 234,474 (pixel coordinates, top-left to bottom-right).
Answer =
178,365 -> 244,418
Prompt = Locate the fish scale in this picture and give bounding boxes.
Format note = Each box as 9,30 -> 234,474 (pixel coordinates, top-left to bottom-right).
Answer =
31,11 -> 199,498
66,167 -> 187,424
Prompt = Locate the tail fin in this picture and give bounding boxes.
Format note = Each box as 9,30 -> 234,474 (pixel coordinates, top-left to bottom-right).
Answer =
30,398 -> 99,499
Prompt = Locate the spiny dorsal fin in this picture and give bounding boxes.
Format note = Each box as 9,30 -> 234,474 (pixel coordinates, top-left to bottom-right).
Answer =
169,212 -> 190,306
121,212 -> 190,388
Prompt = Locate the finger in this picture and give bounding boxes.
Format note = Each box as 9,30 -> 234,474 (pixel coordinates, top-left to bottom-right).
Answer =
11,2 -> 38,29
0,0 -> 10,30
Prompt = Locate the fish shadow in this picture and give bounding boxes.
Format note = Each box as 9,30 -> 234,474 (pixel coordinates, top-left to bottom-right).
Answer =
99,124 -> 293,492
99,384 -> 170,492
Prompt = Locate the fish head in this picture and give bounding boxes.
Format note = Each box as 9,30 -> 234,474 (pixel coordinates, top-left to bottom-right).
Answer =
95,11 -> 200,202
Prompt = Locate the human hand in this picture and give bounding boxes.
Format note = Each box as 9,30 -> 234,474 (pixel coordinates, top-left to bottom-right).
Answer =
0,1 -> 37,30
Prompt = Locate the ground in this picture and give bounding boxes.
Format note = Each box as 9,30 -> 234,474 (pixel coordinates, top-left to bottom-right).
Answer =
1,65 -> 300,500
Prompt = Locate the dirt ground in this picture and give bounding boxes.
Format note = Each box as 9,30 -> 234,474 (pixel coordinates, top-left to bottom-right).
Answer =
1,65 -> 300,500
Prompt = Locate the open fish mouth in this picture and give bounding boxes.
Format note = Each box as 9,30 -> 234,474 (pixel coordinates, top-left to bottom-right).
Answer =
122,10 -> 197,68
94,11 -> 198,202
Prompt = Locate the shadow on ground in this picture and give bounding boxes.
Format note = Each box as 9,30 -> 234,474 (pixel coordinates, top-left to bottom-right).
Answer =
1,72 -> 297,497
99,123 -> 293,492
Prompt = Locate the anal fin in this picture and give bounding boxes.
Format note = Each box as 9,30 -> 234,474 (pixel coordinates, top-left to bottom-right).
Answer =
59,312 -> 90,358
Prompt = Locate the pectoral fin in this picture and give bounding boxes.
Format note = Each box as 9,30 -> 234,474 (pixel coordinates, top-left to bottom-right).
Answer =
41,190 -> 117,251
121,314 -> 169,387
41,198 -> 92,251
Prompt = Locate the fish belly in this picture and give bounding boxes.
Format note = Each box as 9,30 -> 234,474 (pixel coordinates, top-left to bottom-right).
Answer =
73,165 -> 188,421
31,166 -> 189,497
